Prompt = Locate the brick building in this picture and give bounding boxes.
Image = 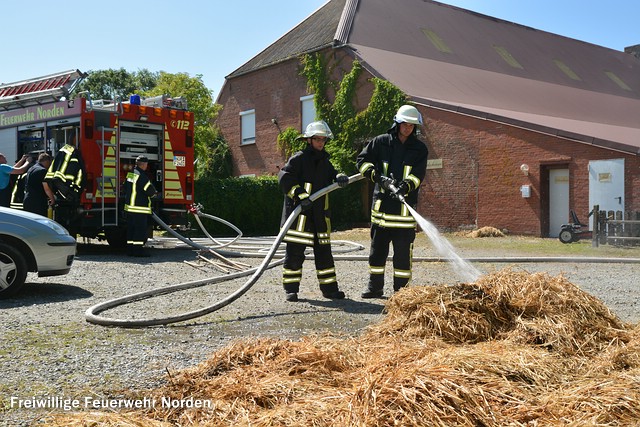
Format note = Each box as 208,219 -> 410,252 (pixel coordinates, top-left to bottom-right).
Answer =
215,0 -> 640,237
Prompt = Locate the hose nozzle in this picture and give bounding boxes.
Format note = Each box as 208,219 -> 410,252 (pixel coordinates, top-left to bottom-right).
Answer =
388,182 -> 406,203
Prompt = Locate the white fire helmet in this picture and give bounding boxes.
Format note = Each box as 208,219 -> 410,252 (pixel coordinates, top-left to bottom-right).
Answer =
302,120 -> 334,139
394,105 -> 423,125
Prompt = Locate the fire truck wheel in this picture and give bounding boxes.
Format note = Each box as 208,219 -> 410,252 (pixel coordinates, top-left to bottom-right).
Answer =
0,242 -> 28,299
105,228 -> 128,249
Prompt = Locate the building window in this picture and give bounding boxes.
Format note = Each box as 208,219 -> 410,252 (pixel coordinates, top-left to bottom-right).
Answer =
300,95 -> 315,131
604,71 -> 632,91
240,109 -> 256,145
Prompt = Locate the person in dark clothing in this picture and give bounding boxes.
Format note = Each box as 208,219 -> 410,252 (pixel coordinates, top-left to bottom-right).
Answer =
0,153 -> 32,207
44,140 -> 86,231
44,142 -> 85,204
23,153 -> 55,217
278,121 -> 350,302
10,153 -> 37,210
124,155 -> 157,257
356,105 -> 429,298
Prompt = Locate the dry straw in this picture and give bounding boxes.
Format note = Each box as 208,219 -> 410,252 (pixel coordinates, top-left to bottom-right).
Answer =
467,227 -> 505,238
43,269 -> 640,426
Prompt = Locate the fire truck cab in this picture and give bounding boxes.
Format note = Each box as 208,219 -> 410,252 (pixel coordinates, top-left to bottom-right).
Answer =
0,70 -> 195,247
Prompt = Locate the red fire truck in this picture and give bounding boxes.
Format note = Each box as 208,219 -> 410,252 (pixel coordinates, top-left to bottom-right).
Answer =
0,70 -> 195,246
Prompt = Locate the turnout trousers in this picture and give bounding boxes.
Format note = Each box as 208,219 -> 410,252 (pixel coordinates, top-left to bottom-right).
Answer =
366,224 -> 416,292
282,236 -> 339,296
127,212 -> 149,256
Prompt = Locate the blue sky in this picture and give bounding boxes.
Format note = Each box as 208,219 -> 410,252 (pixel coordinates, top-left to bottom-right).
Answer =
1,1 -> 637,97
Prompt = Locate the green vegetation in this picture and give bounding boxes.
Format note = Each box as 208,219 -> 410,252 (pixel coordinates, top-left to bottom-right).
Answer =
290,53 -> 408,174
194,176 -> 367,236
73,68 -> 230,179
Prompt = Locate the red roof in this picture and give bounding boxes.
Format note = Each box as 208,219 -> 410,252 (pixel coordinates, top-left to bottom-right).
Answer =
346,0 -> 640,154
226,0 -> 640,155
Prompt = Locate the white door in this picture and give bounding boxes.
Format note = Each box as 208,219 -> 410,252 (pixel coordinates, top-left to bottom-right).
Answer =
589,159 -> 625,229
549,169 -> 569,237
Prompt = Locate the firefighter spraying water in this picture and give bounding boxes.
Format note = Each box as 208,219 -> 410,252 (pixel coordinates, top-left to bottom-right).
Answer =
0,72 -> 480,325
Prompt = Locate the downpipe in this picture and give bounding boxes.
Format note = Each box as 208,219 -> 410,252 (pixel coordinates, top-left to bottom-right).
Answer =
84,174 -> 364,327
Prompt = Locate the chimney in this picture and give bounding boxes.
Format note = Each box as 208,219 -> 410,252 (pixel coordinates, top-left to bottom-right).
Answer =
624,44 -> 640,59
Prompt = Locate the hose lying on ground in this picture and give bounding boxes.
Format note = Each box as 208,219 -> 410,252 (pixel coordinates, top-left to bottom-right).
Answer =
84,174 -> 365,328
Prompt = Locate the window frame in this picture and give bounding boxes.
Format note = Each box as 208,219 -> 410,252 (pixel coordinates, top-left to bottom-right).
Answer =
239,109 -> 256,146
300,95 -> 316,132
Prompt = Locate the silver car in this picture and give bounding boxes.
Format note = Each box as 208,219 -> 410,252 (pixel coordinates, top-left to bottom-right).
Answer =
0,207 -> 76,298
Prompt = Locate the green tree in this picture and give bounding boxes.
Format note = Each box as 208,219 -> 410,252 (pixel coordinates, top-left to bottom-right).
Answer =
276,127 -> 306,160
72,69 -> 231,179
142,72 -> 230,178
72,68 -> 158,101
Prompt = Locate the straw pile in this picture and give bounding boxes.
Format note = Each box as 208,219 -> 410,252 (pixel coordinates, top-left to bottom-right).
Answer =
467,226 -> 505,238
43,269 -> 640,426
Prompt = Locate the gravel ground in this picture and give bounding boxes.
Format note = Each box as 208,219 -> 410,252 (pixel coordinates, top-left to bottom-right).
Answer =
2,230 -> 640,426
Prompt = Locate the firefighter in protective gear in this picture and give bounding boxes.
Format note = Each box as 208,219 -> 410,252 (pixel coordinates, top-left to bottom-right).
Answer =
124,155 -> 157,257
44,139 -> 86,230
45,142 -> 85,202
278,120 -> 349,302
356,105 -> 428,298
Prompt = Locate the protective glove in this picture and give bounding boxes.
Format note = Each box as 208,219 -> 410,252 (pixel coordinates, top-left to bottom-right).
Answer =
299,197 -> 313,212
336,173 -> 349,188
378,175 -> 395,192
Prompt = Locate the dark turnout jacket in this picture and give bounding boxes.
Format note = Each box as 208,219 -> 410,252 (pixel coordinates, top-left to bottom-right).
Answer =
278,146 -> 339,233
357,129 -> 428,227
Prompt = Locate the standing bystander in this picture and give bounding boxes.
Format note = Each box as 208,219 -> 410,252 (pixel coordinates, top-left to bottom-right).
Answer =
0,154 -> 32,207
124,155 -> 157,257
23,153 -> 55,217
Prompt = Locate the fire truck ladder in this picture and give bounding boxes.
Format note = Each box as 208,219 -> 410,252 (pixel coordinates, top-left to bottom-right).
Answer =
98,126 -> 119,227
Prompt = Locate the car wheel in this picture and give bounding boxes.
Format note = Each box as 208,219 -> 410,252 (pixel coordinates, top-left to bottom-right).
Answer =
558,229 -> 574,244
0,242 -> 28,298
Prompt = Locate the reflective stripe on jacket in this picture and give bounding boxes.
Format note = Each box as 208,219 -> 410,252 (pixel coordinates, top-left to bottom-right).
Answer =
356,131 -> 428,229
124,167 -> 156,215
45,144 -> 85,191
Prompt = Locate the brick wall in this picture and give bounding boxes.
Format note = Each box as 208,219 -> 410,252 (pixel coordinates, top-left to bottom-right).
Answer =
216,49 -> 640,236
422,108 -> 640,235
216,50 -> 369,177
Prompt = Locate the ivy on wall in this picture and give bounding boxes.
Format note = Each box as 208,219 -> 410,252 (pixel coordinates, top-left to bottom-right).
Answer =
293,52 -> 409,173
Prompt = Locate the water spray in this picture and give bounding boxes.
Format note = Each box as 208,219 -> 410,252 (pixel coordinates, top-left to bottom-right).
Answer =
388,181 -> 481,283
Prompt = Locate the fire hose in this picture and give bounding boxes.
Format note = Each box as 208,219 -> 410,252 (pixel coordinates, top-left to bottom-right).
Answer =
84,174 -> 364,327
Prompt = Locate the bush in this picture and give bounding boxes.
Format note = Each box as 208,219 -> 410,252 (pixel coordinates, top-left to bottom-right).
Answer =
193,176 -> 367,236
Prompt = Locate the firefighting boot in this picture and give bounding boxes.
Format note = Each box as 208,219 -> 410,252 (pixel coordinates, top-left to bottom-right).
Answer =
361,273 -> 384,299
283,268 -> 302,302
393,280 -> 409,292
320,283 -> 345,300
